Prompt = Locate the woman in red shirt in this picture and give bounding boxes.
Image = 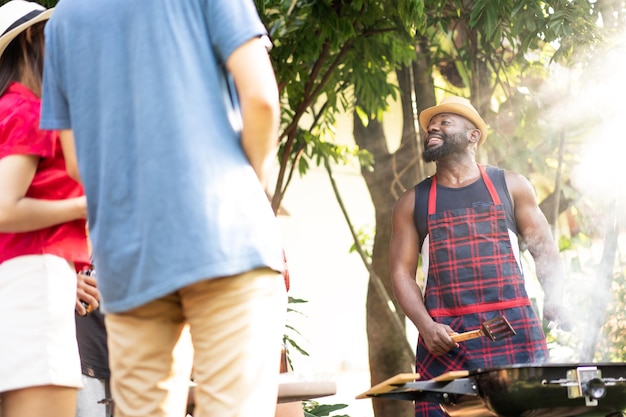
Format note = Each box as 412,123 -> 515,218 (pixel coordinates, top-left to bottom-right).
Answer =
0,2 -> 93,417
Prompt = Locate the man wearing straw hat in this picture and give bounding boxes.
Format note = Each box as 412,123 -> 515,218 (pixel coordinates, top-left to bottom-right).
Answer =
40,1 -> 287,417
389,95 -> 568,416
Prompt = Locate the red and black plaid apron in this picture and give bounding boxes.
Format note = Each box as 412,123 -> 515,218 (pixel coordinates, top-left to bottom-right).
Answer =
415,165 -> 548,417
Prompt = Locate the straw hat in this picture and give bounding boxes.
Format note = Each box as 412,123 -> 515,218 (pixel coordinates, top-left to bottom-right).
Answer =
0,0 -> 53,60
419,95 -> 489,145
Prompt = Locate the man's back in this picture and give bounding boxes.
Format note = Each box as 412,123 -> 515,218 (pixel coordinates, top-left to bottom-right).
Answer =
41,0 -> 285,314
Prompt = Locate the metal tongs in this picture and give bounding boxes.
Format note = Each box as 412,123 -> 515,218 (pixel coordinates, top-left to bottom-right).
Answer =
451,315 -> 516,342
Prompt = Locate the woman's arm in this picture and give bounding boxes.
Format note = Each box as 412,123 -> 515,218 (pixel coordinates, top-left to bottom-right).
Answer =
0,153 -> 86,232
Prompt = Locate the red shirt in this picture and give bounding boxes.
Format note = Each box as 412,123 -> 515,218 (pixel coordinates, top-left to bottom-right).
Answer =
0,82 -> 89,269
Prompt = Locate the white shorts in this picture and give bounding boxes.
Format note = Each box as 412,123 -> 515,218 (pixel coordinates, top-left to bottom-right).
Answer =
0,254 -> 82,392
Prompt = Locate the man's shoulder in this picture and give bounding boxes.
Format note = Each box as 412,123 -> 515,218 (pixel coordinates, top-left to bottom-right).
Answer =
483,164 -> 504,175
484,164 -> 511,186
394,177 -> 431,217
414,176 -> 433,195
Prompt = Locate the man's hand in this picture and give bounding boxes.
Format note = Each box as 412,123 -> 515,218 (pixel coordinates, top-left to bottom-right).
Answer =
76,270 -> 100,316
421,322 -> 460,356
543,301 -> 572,331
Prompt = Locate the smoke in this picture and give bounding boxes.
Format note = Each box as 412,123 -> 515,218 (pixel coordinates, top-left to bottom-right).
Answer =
540,29 -> 626,201
534,28 -> 626,363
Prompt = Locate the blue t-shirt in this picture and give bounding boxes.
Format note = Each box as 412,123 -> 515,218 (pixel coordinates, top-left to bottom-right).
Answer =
40,0 -> 284,314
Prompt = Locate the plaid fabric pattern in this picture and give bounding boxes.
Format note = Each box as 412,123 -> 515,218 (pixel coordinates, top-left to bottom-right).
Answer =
414,307 -> 547,416
414,168 -> 548,416
414,393 -> 447,416
425,204 -> 527,314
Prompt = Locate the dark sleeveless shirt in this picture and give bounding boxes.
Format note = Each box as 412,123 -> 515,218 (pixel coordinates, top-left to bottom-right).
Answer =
413,165 -> 517,251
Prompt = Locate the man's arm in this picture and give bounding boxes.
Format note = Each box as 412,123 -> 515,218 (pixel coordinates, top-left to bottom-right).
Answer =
389,189 -> 458,355
226,37 -> 280,187
59,129 -> 81,183
506,171 -> 567,324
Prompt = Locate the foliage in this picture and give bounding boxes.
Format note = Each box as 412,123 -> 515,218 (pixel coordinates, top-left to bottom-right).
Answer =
542,233 -> 626,363
17,0 -> 626,412
256,1 -> 626,415
420,0 -> 600,169
597,261 -> 626,362
303,401 -> 350,417
284,296 -> 311,363
349,225 -> 374,260
255,0 -> 423,212
286,300 -> 353,417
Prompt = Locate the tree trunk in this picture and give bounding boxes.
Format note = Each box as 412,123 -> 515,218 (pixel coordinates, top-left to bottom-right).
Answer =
354,114 -> 414,417
580,198 -> 620,361
354,46 -> 436,416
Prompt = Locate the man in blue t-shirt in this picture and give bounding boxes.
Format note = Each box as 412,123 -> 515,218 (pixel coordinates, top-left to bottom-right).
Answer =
40,2 -> 287,416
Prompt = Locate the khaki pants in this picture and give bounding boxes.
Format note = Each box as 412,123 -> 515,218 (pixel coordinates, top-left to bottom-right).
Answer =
106,268 -> 287,417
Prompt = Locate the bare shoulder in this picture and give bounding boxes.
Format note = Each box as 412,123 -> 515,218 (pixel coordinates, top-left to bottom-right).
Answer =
503,169 -> 536,202
503,169 -> 547,237
392,187 -> 416,217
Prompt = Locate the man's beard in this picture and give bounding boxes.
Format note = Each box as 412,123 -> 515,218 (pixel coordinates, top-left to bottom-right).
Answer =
422,131 -> 467,162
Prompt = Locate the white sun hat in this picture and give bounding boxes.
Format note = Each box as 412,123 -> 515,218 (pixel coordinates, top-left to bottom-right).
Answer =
0,0 -> 53,60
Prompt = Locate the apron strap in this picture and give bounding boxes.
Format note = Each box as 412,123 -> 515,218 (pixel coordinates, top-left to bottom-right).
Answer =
477,164 -> 502,206
428,165 -> 501,216
428,175 -> 438,215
